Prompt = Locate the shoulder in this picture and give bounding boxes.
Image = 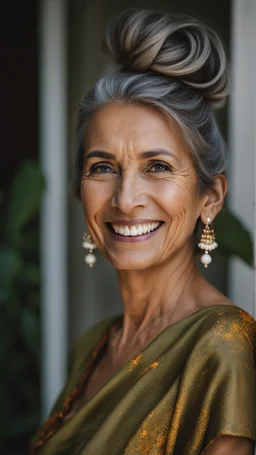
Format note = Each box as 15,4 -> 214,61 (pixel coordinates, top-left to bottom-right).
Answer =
200,304 -> 256,335
196,304 -> 256,366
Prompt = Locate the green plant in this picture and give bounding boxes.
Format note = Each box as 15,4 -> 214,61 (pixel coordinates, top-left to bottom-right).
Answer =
0,160 -> 44,454
214,206 -> 253,267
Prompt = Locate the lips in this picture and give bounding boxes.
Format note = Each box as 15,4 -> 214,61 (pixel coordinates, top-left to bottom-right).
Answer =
106,221 -> 164,237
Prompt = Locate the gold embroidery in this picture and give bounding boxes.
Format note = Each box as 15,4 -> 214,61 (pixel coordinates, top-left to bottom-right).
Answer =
166,402 -> 183,452
239,309 -> 256,327
223,332 -> 233,340
128,353 -> 143,371
140,360 -> 159,377
125,421 -> 168,455
154,429 -> 167,447
214,310 -> 255,357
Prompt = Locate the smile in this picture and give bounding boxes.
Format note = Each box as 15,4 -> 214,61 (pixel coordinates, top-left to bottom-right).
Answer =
107,221 -> 163,238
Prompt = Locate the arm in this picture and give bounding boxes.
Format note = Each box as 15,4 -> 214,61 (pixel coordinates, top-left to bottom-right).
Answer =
202,435 -> 255,455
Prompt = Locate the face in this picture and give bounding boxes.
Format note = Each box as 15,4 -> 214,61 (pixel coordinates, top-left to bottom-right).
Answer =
81,103 -> 206,270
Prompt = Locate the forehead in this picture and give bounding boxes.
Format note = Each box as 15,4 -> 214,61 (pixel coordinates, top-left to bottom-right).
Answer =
86,103 -> 191,159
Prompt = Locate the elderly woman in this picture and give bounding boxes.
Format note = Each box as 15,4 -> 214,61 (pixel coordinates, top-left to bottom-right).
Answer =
31,9 -> 256,455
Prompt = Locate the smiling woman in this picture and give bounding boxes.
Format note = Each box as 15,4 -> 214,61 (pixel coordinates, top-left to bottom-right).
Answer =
81,103 -> 202,270
31,8 -> 256,455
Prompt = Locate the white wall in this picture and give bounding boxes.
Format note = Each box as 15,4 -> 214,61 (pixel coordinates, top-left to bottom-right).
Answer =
40,0 -> 68,418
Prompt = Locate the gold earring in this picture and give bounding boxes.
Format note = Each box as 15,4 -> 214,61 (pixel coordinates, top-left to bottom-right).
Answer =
82,232 -> 97,268
198,217 -> 218,268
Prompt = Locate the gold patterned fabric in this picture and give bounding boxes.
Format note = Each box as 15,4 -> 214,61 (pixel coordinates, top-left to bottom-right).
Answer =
32,305 -> 256,455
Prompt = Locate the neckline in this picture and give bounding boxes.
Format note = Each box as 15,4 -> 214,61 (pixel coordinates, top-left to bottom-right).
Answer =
63,304 -> 238,417
69,304 -> 239,409
110,302 -> 236,338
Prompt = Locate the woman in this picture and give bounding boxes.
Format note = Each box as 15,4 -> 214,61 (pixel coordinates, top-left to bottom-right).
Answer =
31,9 -> 256,455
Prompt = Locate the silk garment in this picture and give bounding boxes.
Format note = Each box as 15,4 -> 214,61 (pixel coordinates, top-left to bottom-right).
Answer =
32,305 -> 256,455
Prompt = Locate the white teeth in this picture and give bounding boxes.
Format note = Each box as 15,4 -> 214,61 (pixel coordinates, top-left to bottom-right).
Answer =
123,226 -> 130,236
130,226 -> 137,236
137,225 -> 143,235
142,225 -> 148,234
113,224 -> 119,234
111,222 -> 161,237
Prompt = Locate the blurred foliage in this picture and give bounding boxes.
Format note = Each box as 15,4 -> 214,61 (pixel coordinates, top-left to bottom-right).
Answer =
0,160 -> 44,454
214,207 -> 253,267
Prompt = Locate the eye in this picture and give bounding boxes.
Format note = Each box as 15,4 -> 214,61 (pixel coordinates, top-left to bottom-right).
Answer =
148,160 -> 172,173
89,162 -> 115,174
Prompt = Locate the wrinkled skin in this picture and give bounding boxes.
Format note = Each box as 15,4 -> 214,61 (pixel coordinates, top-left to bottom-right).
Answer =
82,103 -> 206,271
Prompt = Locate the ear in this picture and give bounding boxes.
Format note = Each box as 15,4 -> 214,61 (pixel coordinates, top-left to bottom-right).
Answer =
200,174 -> 228,224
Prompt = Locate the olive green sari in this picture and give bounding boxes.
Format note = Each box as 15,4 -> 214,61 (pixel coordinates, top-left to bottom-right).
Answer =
32,304 -> 256,455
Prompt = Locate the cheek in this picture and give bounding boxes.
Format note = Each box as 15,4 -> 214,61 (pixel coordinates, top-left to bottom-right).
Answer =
81,180 -> 113,222
156,180 -> 199,249
155,179 -> 196,218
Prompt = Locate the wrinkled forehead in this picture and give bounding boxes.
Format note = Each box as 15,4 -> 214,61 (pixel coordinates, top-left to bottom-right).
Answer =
85,103 -> 192,162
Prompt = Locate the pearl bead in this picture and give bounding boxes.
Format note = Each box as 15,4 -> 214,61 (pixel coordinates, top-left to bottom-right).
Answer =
82,241 -> 96,250
201,253 -> 212,266
85,253 -> 96,267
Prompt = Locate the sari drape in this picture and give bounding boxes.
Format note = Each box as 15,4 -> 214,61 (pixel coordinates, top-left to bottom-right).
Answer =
33,304 -> 256,455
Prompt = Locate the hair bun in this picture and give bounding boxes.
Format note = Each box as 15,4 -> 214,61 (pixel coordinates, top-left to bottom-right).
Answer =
102,9 -> 230,108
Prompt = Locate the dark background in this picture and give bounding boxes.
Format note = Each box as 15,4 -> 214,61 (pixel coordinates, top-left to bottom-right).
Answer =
1,3 -> 39,454
1,0 -> 38,191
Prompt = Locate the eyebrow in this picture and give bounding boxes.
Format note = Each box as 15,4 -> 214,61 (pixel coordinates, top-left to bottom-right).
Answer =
85,149 -> 177,160
86,151 -> 116,160
140,149 -> 177,160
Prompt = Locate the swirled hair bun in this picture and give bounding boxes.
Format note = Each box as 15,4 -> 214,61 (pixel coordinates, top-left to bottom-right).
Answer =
102,9 -> 230,108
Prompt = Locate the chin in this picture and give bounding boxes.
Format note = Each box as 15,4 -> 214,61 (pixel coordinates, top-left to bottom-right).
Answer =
106,251 -> 160,271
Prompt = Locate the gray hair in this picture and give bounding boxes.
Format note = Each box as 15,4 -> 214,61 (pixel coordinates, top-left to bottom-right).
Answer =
74,9 -> 230,200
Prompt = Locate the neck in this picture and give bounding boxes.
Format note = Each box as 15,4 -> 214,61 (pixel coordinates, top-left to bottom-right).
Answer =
116,243 -> 203,342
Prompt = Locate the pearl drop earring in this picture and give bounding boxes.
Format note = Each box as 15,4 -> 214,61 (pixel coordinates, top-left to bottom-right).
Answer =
198,217 -> 218,268
82,232 -> 97,268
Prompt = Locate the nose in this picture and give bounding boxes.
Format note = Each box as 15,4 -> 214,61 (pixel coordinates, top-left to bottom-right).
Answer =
111,171 -> 147,213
